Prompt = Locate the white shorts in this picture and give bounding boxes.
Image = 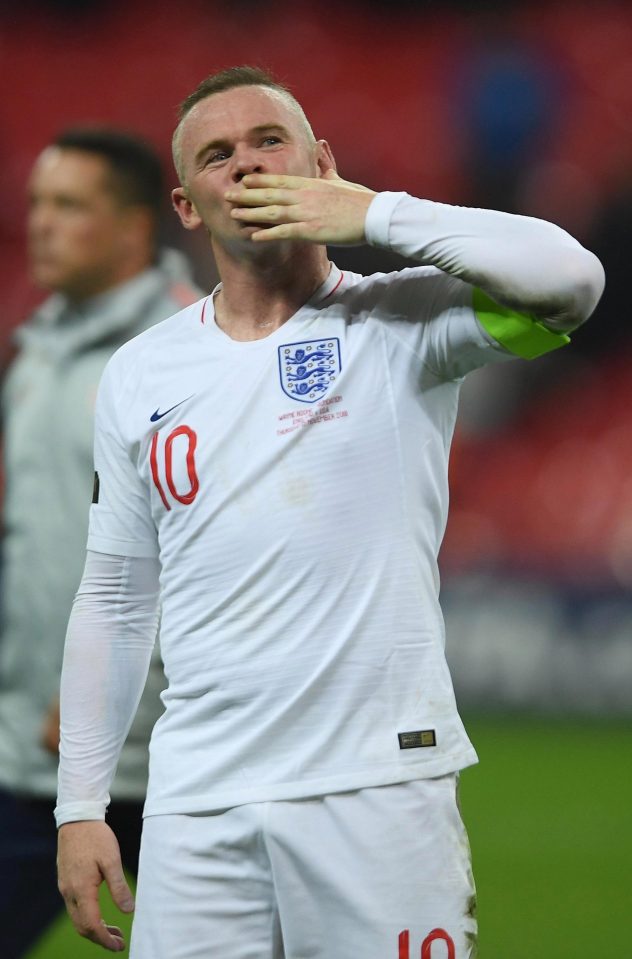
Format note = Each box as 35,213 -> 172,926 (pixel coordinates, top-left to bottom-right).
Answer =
130,775 -> 477,959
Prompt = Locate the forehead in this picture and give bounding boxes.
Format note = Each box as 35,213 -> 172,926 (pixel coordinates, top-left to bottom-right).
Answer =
30,147 -> 112,196
182,86 -> 305,148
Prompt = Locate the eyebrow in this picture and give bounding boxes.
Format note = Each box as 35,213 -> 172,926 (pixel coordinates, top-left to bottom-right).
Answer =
194,124 -> 292,167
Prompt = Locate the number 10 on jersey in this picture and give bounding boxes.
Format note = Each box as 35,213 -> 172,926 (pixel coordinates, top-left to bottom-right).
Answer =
399,929 -> 456,959
150,426 -> 199,511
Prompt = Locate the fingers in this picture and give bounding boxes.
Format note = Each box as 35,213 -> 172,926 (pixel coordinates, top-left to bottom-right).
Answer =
40,700 -> 61,754
230,205 -> 299,226
64,892 -> 126,952
225,171 -> 375,245
227,189 -> 295,209
103,861 -> 135,914
239,174 -> 310,190
57,821 -> 132,952
251,223 -> 309,243
225,172 -> 333,203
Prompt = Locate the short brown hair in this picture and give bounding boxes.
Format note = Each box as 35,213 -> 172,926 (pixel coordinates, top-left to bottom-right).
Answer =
178,66 -> 292,121
55,127 -> 163,217
172,65 -> 315,184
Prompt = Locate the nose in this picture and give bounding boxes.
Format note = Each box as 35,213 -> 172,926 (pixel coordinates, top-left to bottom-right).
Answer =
231,144 -> 264,183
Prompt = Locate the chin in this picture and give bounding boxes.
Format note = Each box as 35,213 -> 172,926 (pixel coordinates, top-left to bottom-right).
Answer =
31,266 -> 64,291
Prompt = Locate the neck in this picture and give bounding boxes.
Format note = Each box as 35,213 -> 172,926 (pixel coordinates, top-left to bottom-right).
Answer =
60,253 -> 154,306
212,241 -> 331,342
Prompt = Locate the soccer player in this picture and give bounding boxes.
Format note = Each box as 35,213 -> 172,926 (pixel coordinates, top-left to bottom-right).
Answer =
55,67 -> 604,959
0,128 -> 199,959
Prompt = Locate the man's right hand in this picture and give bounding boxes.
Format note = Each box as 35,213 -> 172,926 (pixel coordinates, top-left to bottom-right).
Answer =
57,820 -> 135,952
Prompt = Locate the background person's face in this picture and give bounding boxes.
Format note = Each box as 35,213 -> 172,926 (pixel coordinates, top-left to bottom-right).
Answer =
28,147 -> 134,300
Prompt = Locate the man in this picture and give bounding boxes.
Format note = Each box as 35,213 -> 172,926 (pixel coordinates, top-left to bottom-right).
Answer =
55,68 -> 604,959
0,127 -> 200,959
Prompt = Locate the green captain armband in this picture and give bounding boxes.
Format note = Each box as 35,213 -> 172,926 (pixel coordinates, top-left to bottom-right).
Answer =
472,287 -> 571,360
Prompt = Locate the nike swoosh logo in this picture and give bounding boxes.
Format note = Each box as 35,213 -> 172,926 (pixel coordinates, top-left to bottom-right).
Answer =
150,395 -> 195,422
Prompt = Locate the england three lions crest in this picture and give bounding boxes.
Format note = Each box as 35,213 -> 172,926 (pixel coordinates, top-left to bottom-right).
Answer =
278,338 -> 342,404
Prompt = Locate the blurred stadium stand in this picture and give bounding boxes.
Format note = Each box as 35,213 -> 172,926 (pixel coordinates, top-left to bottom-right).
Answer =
445,350 -> 632,587
4,0 -> 631,713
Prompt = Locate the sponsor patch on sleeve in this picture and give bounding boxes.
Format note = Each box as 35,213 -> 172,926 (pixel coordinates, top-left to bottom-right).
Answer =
398,729 -> 437,749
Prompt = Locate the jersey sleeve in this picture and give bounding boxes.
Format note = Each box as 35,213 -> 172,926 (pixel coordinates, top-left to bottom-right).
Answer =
55,551 -> 161,825
88,359 -> 158,559
363,191 -> 588,379
364,190 -> 604,335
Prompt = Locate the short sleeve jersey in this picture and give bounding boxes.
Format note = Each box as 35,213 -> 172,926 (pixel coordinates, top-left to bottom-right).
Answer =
89,256 -> 517,815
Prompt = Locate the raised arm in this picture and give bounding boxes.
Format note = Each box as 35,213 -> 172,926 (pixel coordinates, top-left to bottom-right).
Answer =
56,549 -> 160,952
364,191 -> 604,332
226,172 -> 605,332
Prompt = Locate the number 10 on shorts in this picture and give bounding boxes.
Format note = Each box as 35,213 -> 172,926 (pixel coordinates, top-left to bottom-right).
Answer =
399,928 -> 456,959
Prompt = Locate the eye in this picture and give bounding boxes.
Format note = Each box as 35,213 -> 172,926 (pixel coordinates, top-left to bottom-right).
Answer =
206,150 -> 230,165
56,196 -> 85,210
261,136 -> 282,146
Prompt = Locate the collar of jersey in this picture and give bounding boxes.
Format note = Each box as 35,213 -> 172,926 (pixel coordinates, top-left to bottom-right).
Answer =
203,263 -> 345,346
308,263 -> 344,305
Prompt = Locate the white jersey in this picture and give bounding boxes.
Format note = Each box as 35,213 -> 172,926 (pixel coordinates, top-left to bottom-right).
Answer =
81,192 -> 592,817
89,280 -> 507,814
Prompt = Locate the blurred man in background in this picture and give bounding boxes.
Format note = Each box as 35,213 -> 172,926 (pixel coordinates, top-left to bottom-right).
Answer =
0,127 -> 200,959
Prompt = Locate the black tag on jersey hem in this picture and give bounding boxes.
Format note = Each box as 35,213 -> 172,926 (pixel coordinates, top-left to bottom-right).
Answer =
398,729 -> 437,749
92,471 -> 100,504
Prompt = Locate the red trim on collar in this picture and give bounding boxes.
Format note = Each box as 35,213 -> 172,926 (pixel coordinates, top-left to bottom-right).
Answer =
320,272 -> 344,302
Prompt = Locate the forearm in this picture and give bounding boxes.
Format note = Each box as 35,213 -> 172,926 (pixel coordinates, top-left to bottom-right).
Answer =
55,550 -> 161,826
365,192 -> 605,331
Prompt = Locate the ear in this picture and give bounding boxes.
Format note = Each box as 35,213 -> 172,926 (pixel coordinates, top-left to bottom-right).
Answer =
315,140 -> 337,178
172,187 -> 203,231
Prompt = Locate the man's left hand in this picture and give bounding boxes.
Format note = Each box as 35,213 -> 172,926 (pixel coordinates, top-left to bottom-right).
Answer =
41,697 -> 61,754
225,171 -> 377,246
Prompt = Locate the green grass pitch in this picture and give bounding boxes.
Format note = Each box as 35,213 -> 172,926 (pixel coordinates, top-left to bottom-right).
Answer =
27,716 -> 631,958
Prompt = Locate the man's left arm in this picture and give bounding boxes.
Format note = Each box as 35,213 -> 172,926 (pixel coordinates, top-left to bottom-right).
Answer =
227,173 -> 605,335
363,190 -> 604,334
